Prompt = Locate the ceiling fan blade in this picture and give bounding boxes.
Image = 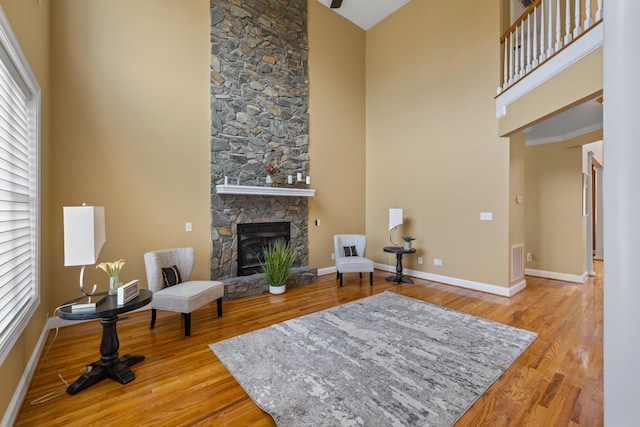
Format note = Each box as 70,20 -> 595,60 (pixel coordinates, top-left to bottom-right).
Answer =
330,0 -> 343,8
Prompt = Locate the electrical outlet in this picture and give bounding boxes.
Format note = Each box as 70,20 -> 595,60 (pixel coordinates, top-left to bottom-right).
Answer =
315,219 -> 320,226
434,258 -> 442,266
185,222 -> 192,232
331,253 -> 335,260
526,252 -> 533,262
480,212 -> 492,221
418,257 -> 423,264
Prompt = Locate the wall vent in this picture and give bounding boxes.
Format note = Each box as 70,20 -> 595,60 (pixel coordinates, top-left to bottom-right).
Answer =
511,244 -> 525,281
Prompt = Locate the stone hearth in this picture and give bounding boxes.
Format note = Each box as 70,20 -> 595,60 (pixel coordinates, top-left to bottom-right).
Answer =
222,266 -> 317,300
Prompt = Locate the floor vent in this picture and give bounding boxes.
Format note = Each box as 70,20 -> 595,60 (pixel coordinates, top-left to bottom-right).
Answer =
511,244 -> 525,281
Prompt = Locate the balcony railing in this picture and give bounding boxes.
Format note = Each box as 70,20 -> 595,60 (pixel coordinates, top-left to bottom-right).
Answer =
498,0 -> 603,94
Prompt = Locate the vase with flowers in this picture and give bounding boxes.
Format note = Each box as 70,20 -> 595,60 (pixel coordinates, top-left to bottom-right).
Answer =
261,149 -> 283,186
96,259 -> 126,295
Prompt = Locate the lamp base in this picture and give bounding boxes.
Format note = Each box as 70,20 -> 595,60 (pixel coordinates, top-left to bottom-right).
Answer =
389,227 -> 401,246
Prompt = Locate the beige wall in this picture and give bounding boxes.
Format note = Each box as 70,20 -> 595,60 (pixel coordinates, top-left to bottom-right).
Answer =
0,0 -> 50,417
523,129 -> 602,277
524,132 -> 602,277
307,0 -> 366,267
365,0 -> 511,287
49,0 -> 212,305
509,132 -> 526,284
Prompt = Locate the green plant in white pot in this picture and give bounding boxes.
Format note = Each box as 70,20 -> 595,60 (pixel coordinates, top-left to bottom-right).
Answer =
260,240 -> 296,295
402,235 -> 416,250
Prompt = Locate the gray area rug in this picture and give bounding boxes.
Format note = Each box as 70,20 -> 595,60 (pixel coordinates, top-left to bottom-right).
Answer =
210,291 -> 537,426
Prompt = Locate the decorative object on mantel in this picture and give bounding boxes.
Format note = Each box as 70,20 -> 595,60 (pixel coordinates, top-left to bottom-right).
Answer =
96,259 -> 126,295
224,176 -> 239,185
261,149 -> 283,186
402,235 -> 416,250
260,240 -> 295,295
388,207 -> 403,245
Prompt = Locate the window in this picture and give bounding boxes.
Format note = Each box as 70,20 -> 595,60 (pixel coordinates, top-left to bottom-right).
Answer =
0,7 -> 41,365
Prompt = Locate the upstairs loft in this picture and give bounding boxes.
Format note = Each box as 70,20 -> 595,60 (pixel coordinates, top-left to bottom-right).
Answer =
496,0 -> 603,120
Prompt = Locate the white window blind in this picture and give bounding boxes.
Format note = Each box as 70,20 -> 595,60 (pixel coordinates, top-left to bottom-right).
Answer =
0,6 -> 40,366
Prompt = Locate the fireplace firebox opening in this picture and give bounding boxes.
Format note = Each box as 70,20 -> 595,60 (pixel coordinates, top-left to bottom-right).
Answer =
237,222 -> 291,276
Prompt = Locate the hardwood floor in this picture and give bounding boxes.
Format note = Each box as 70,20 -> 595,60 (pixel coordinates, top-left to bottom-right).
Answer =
14,263 -> 603,426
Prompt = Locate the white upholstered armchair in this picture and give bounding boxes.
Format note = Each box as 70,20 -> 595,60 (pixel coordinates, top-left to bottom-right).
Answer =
144,247 -> 224,336
334,234 -> 374,287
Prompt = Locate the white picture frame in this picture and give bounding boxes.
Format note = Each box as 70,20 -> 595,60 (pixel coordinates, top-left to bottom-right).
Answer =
224,176 -> 240,185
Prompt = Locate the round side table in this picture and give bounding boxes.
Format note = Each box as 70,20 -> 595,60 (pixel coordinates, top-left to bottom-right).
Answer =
383,246 -> 416,284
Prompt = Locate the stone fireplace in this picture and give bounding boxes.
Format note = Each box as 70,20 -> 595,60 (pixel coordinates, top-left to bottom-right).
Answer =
209,0 -> 311,291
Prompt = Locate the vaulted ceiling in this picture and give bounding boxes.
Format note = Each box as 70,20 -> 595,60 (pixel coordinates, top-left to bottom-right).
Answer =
315,0 -> 410,30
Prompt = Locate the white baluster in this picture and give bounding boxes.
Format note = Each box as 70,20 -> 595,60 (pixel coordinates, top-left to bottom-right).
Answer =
584,0 -> 593,28
555,0 -> 563,51
540,0 -> 547,62
520,23 -> 525,78
513,28 -> 519,80
503,39 -> 508,90
596,0 -> 603,21
564,0 -> 573,44
548,0 -> 555,56
526,14 -> 532,73
573,0 -> 582,38
508,32 -> 514,86
532,6 -> 539,67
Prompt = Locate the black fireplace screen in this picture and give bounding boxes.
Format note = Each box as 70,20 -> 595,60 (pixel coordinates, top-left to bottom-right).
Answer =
237,222 -> 290,276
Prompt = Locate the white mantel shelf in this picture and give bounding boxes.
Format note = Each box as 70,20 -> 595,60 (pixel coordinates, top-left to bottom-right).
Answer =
216,184 -> 315,197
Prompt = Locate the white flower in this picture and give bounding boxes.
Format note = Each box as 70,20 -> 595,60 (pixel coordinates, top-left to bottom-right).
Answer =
96,259 -> 125,278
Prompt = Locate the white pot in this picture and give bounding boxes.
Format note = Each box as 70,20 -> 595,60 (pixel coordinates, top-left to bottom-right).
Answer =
404,242 -> 411,250
269,285 -> 286,294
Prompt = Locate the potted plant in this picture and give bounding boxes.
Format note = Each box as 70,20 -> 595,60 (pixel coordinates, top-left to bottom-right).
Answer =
402,235 -> 416,251
260,240 -> 296,294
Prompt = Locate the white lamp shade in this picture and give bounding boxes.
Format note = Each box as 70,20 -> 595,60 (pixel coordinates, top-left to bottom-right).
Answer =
63,206 -> 106,266
389,208 -> 403,231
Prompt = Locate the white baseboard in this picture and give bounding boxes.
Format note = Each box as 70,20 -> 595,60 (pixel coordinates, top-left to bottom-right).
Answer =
525,268 -> 587,283
317,266 -> 336,276
1,317 -> 53,427
370,263 -> 525,297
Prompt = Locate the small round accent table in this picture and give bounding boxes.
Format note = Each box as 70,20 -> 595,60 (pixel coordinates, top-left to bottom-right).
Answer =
383,246 -> 416,284
58,289 -> 153,395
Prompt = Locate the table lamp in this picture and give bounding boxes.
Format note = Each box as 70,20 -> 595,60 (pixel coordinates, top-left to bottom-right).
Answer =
63,205 -> 106,296
389,208 -> 403,245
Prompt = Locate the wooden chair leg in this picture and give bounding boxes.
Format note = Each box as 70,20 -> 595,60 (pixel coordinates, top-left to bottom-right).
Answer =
336,271 -> 339,280
370,272 -> 373,286
359,272 -> 362,279
216,297 -> 223,317
184,312 -> 191,337
339,273 -> 343,287
150,308 -> 157,329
